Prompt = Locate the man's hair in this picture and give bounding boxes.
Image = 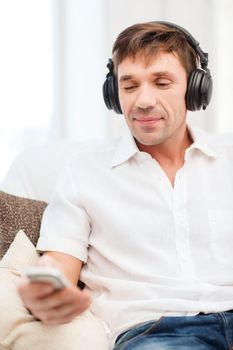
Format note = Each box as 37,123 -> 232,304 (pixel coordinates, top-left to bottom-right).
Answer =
112,21 -> 199,76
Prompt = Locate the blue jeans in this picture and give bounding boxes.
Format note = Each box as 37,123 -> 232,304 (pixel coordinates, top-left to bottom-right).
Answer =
113,311 -> 233,349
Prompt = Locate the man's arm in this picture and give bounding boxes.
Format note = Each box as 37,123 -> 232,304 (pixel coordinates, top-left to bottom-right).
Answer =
46,251 -> 83,285
17,252 -> 91,325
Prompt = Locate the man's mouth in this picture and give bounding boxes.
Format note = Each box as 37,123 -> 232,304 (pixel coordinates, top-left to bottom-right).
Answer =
133,116 -> 163,125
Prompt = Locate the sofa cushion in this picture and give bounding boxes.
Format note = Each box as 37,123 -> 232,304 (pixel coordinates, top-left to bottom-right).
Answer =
0,230 -> 109,350
0,191 -> 47,259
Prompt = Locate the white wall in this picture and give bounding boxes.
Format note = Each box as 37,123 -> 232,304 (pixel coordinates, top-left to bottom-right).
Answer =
0,0 -> 53,182
50,0 -> 109,141
214,0 -> 233,133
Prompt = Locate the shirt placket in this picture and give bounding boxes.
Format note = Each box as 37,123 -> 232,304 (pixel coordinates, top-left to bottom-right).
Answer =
173,167 -> 197,280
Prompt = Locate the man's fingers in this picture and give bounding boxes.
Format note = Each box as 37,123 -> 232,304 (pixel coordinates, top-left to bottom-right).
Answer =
18,281 -> 91,324
26,286 -> 90,313
35,298 -> 90,325
17,278 -> 55,300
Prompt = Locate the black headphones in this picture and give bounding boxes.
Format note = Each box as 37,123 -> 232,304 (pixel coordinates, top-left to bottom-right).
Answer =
103,21 -> 213,114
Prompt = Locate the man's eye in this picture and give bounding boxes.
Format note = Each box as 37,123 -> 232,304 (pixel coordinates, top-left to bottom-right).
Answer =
156,79 -> 171,88
123,86 -> 137,91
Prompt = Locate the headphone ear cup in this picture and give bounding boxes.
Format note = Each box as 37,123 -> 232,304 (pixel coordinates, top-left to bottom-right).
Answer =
103,75 -> 112,110
103,68 -> 122,114
186,69 -> 213,111
200,72 -> 213,110
186,69 -> 203,111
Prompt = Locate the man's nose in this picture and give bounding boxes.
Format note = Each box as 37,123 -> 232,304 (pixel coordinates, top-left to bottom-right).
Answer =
135,85 -> 157,110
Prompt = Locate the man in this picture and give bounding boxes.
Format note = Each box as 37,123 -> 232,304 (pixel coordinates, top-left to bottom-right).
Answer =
18,21 -> 233,349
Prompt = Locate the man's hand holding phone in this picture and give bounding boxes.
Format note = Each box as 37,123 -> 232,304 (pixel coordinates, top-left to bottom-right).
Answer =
17,255 -> 91,325
23,266 -> 72,290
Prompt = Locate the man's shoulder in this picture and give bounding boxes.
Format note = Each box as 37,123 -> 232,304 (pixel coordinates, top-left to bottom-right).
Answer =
199,129 -> 233,165
191,126 -> 233,148
205,131 -> 233,147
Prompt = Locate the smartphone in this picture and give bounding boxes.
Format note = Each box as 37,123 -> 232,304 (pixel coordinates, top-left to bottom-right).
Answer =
23,266 -> 71,290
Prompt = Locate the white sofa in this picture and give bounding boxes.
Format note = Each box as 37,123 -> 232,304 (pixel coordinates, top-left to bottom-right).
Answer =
1,139 -> 83,202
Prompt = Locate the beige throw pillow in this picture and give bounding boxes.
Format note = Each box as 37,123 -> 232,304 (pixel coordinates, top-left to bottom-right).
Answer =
0,230 -> 109,350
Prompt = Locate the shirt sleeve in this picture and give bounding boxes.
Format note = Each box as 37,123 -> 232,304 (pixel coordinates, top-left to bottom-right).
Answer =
36,162 -> 90,263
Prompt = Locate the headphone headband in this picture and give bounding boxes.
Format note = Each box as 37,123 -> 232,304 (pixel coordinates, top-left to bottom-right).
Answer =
156,21 -> 209,69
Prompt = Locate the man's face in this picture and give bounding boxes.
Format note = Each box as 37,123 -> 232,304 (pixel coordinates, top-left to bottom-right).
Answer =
118,51 -> 188,147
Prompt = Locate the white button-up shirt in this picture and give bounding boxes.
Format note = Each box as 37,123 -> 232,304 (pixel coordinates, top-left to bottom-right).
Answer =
37,126 -> 233,347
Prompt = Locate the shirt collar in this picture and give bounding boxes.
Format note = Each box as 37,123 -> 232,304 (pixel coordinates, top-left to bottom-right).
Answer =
110,124 -> 218,168
111,127 -> 139,167
186,125 -> 218,159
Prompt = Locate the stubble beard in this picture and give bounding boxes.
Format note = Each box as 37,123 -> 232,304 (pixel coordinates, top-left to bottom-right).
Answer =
131,122 -> 171,147
128,107 -> 170,146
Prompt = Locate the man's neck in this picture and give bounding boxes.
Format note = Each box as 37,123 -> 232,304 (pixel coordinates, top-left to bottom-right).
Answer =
136,126 -> 193,185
